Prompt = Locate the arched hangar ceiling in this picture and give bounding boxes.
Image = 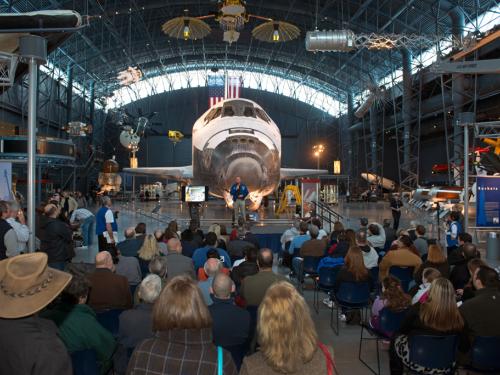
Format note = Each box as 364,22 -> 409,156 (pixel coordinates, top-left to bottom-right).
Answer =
2,0 -> 498,106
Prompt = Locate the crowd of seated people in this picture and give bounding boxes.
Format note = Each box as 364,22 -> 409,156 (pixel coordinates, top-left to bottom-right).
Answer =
2,201 -> 500,375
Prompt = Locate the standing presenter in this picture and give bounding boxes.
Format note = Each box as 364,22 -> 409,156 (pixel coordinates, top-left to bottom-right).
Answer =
230,176 -> 249,224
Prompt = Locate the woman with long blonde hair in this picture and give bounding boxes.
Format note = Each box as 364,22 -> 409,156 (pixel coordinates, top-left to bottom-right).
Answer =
391,278 -> 465,374
240,281 -> 334,374
414,244 -> 449,282
137,234 -> 161,274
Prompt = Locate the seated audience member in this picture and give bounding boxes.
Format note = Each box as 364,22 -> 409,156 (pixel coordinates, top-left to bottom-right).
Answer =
137,234 -> 161,275
328,230 -> 350,258
87,251 -> 132,311
413,225 -> 429,257
311,217 -> 328,240
367,222 -> 386,251
448,232 -> 473,265
208,273 -> 251,369
179,227 -> 199,258
281,219 -> 300,253
115,250 -> 142,286
148,255 -> 168,280
412,267 -> 441,304
227,228 -> 256,262
243,223 -> 260,250
198,258 -> 223,305
154,229 -> 168,255
359,217 -> 369,234
117,227 -> 142,257
127,276 -> 237,374
334,246 -> 372,323
300,225 -> 327,257
355,231 -> 379,269
329,221 -> 345,244
163,220 -> 180,241
240,281 -> 334,374
208,223 -> 227,250
241,248 -> 287,306
414,244 -> 449,283
135,222 -> 147,240
458,258 -> 487,302
165,238 -> 195,280
390,278 -> 467,375
459,266 -> 500,344
231,247 -> 259,289
383,219 -> 396,247
192,232 -> 232,270
379,235 -> 422,281
450,243 -> 480,290
395,235 -> 420,257
0,253 -> 73,375
43,272 -> 116,374
119,274 -> 162,350
288,221 -> 311,257
370,276 -> 411,334
197,249 -> 230,281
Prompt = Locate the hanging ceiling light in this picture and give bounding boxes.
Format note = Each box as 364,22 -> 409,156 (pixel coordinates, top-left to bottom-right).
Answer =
162,16 -> 211,40
183,20 -> 190,40
252,21 -> 300,43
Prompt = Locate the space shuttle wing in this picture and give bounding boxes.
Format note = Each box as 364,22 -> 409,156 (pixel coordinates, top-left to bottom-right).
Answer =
123,166 -> 193,180
280,168 -> 328,179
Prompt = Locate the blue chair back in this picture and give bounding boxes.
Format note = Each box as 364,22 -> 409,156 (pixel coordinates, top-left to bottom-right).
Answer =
379,308 -> 408,337
71,349 -> 99,375
303,256 -> 321,274
336,282 -> 371,305
389,266 -> 414,292
96,309 -> 124,337
409,335 -> 457,370
318,266 -> 341,289
470,336 -> 500,371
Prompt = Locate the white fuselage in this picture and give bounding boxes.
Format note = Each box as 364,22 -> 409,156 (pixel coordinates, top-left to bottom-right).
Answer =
191,99 -> 281,209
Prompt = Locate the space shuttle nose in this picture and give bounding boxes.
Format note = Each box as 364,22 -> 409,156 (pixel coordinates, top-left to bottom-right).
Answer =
226,157 -> 263,183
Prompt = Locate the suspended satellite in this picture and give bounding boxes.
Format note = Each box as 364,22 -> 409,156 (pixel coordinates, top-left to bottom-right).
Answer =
168,130 -> 184,145
63,121 -> 93,137
117,66 -> 143,86
162,1 -> 300,45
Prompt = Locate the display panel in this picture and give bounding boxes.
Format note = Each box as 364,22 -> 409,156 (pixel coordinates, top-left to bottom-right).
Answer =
182,186 -> 209,202
476,176 -> 500,227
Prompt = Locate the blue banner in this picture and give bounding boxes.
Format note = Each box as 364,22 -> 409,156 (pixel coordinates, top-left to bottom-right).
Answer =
476,176 -> 500,227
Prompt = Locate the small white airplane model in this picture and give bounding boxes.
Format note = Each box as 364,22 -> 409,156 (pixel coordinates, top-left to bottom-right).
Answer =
124,98 -> 327,209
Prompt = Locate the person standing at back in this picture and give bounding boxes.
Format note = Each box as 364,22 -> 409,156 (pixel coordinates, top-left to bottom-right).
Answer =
230,176 -> 249,225
6,201 -> 29,255
446,211 -> 462,255
95,196 -> 117,252
0,201 -> 18,259
390,192 -> 403,231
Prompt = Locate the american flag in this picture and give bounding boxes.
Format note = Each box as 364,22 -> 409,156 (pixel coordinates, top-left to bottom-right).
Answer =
208,74 -> 242,108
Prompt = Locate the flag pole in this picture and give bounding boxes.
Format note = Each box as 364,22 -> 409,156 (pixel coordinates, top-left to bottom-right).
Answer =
224,70 -> 228,100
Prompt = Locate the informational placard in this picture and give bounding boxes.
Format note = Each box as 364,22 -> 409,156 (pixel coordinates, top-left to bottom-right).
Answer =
0,162 -> 13,201
301,178 -> 320,217
476,176 -> 500,227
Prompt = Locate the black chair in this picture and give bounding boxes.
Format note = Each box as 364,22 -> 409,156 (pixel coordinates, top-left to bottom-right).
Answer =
313,266 -> 342,313
359,308 -> 408,375
246,305 -> 259,353
407,334 -> 458,374
294,256 -> 322,292
389,266 -> 414,292
369,266 -> 380,293
96,309 -> 124,337
464,336 -> 500,373
331,281 -> 371,335
225,343 -> 248,371
71,349 -> 99,375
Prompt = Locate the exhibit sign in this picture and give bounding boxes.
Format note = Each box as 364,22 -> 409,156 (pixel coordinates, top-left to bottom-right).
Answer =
301,178 -> 320,217
476,176 -> 500,227
0,162 -> 13,201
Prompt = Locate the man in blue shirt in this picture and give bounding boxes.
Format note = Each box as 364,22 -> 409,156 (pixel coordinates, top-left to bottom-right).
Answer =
288,221 -> 310,256
230,177 -> 249,224
192,232 -> 232,271
446,211 -> 463,255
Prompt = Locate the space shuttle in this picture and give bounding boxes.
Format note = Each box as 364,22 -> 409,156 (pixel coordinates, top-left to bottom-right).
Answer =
123,98 -> 327,210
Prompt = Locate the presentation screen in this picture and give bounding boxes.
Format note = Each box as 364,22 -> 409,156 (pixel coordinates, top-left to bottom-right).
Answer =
476,176 -> 500,227
182,186 -> 208,203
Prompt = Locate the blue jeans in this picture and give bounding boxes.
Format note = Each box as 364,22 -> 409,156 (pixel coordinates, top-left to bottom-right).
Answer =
48,262 -> 66,271
80,216 -> 95,246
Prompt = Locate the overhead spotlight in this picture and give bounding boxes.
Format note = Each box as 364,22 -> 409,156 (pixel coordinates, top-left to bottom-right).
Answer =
183,20 -> 191,40
272,24 -> 280,42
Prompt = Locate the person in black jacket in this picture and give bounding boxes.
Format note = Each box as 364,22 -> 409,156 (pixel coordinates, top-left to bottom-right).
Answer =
390,278 -> 468,375
208,273 -> 250,370
39,204 -> 75,270
449,243 -> 480,290
231,247 -> 259,290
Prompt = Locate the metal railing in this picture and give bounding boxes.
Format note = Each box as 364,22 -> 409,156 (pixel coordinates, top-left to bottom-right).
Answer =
313,200 -> 343,227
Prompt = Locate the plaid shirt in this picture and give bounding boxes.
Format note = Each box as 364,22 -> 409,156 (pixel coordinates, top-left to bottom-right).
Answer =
127,328 -> 238,375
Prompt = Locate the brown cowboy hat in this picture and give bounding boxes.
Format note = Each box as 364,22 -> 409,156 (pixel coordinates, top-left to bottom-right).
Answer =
0,253 -> 72,319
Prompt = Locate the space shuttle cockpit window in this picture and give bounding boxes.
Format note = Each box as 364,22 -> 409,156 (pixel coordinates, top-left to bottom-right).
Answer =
222,106 -> 235,117
244,106 -> 256,118
255,108 -> 271,123
204,108 -> 222,123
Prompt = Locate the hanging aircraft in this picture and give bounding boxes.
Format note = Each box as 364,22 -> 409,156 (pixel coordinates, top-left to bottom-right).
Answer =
123,98 -> 327,210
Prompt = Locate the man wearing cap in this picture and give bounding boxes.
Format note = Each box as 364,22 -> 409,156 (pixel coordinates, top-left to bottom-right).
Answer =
0,253 -> 73,374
